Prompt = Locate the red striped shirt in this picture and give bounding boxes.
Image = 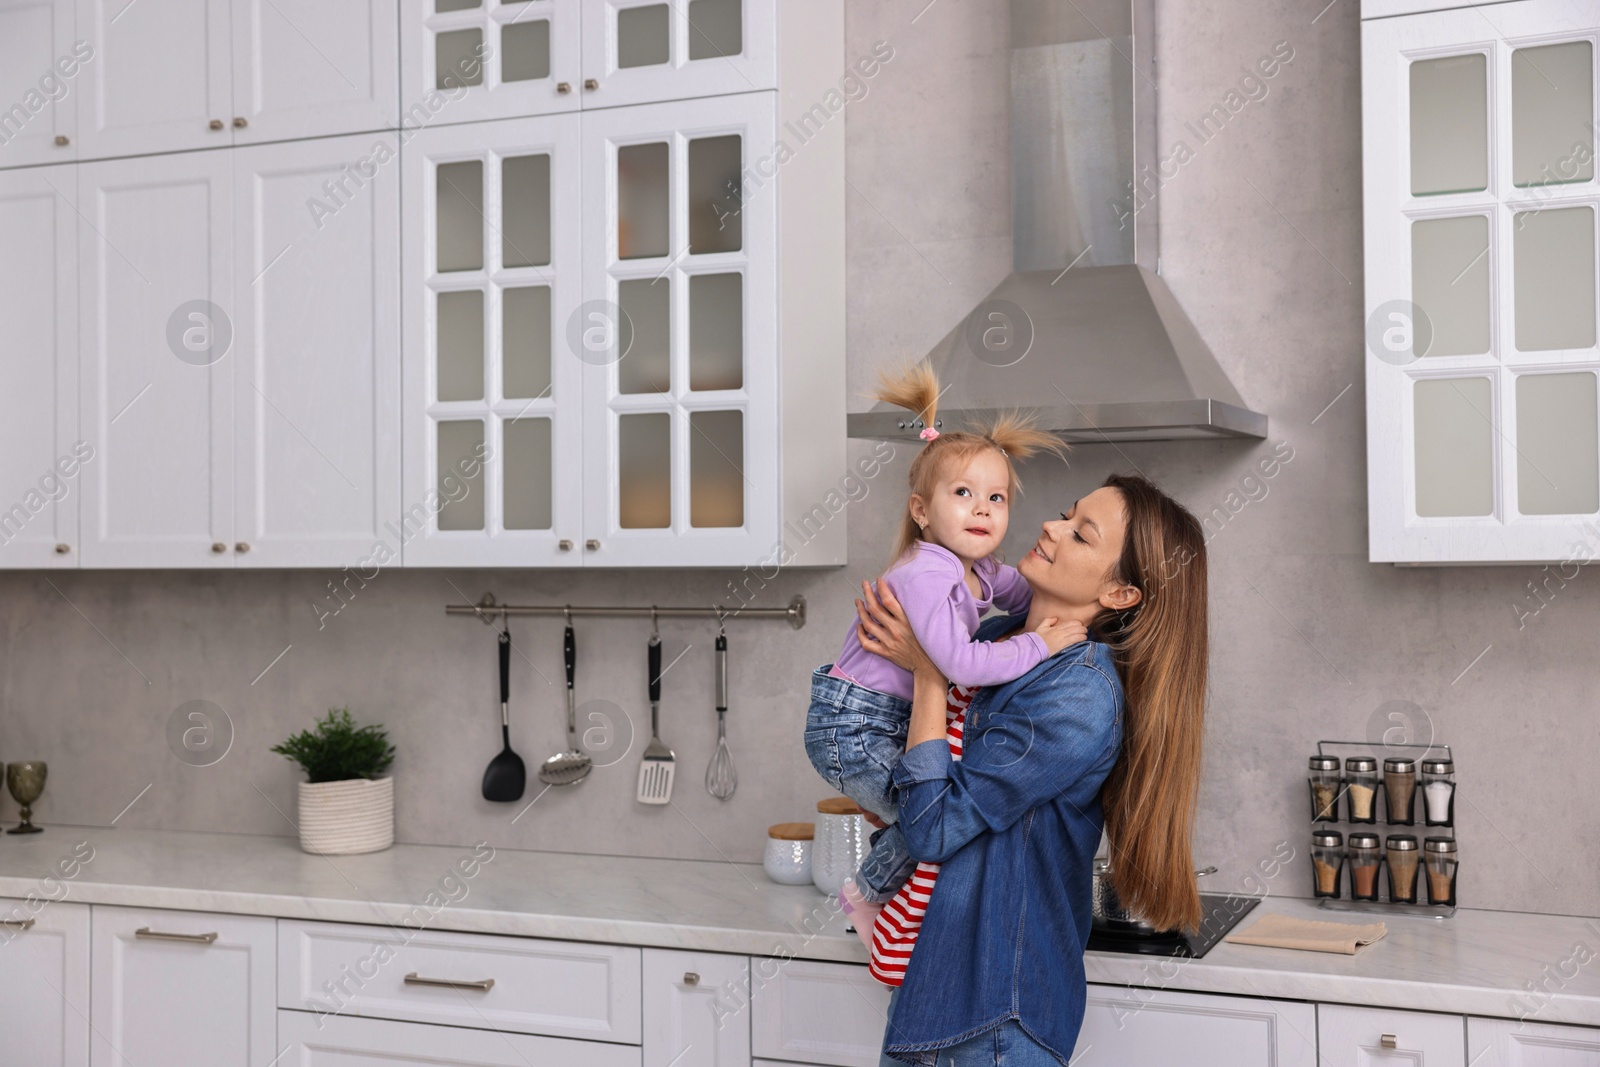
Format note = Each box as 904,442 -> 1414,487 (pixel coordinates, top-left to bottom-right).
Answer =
868,683 -> 974,987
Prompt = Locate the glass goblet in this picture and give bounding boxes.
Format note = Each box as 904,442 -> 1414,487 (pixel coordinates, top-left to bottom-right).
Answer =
6,761 -> 47,834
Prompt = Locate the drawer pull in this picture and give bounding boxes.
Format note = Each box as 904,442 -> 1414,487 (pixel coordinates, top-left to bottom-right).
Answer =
1380,1035 -> 1398,1050
404,972 -> 495,993
135,926 -> 218,944
0,919 -> 35,930
683,972 -> 700,986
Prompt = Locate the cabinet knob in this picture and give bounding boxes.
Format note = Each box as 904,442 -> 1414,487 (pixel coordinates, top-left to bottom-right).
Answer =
558,539 -> 573,550
585,539 -> 600,551
1380,1035 -> 1398,1050
54,134 -> 69,147
54,543 -> 69,554
209,119 -> 225,131
556,81 -> 572,94
235,542 -> 251,553
584,78 -> 599,91
682,972 -> 700,986
233,116 -> 247,128
211,542 -> 227,553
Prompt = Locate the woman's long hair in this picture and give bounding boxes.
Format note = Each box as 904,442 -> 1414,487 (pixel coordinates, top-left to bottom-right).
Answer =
872,361 -> 1067,569
1091,472 -> 1209,933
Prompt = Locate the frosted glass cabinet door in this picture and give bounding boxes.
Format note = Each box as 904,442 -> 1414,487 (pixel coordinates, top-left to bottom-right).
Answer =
0,164 -> 79,569
580,93 -> 777,566
0,0 -> 80,167
400,0 -> 581,126
401,113 -> 585,566
581,0 -> 776,109
231,135 -> 402,567
78,150 -> 234,568
74,0 -> 233,159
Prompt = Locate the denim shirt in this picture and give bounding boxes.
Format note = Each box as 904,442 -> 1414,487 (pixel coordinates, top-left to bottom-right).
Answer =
883,614 -> 1124,1064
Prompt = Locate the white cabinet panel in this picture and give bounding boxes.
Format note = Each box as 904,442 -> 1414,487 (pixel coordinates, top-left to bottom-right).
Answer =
75,0 -> 232,158
230,0 -> 398,144
78,149 -> 233,568
750,958 -> 891,1067
581,0 -> 776,110
0,899 -> 90,1067
278,919 -> 642,1043
1469,1016 -> 1600,1065
400,0 -> 581,126
1319,1004 -> 1466,1066
643,949 -> 749,1067
0,0 -> 81,166
278,1009 -> 642,1067
90,905 -> 276,1067
0,162 -> 80,567
232,134 -> 401,566
1073,985 -> 1318,1067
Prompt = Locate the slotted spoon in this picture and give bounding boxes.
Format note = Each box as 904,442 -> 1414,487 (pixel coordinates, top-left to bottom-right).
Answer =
539,622 -> 592,786
636,633 -> 676,804
705,632 -> 736,800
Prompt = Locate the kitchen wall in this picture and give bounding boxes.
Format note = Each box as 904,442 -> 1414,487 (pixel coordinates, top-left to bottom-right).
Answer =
0,0 -> 1592,918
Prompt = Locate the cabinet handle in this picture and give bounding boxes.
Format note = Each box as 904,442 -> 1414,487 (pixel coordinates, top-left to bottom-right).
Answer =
54,135 -> 69,146
585,539 -> 600,550
135,926 -> 218,944
584,78 -> 599,90
235,542 -> 251,553
403,972 -> 495,992
0,919 -> 35,930
558,539 -> 573,550
1380,1035 -> 1398,1049
211,542 -> 227,553
556,81 -> 571,94
209,119 -> 224,131
232,116 -> 247,128
682,972 -> 700,986
54,543 -> 70,554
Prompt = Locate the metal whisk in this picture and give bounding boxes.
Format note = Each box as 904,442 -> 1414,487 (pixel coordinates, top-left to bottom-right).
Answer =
705,630 -> 737,799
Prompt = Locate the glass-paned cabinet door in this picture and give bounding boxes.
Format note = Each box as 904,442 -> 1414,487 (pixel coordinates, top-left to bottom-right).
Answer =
580,93 -> 777,566
580,0 -> 775,110
402,113 -> 585,565
1362,0 -> 1600,562
401,0 -> 581,126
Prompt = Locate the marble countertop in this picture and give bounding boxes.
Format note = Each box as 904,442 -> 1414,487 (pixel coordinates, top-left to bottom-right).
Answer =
3,827 -> 1597,1026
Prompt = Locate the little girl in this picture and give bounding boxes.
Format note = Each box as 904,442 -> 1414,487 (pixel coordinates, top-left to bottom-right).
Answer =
804,362 -> 1077,934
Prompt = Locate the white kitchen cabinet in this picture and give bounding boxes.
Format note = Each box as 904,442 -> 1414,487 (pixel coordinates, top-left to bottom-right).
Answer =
643,948 -> 750,1067
400,0 -> 581,126
401,112 -> 587,565
750,958 -> 892,1067
90,905 -> 276,1067
0,163 -> 80,567
1072,984 -> 1318,1067
1469,1016 -> 1600,1064
0,900 -> 90,1067
277,919 -> 643,1043
1319,1004 -> 1466,1065
77,148 -> 233,568
231,134 -> 401,567
580,0 -> 776,110
1362,0 -> 1600,563
277,1009 -> 643,1067
0,0 -> 81,167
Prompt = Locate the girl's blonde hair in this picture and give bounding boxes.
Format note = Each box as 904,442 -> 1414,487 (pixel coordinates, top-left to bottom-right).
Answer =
872,361 -> 1068,567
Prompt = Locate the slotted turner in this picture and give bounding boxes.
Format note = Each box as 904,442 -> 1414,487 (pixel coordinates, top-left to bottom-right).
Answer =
636,632 -> 675,804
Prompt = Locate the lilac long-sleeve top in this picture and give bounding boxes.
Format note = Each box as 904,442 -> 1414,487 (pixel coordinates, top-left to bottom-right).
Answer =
828,541 -> 1049,703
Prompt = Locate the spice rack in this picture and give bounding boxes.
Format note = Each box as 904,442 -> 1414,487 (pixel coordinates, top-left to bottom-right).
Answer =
1307,740 -> 1457,919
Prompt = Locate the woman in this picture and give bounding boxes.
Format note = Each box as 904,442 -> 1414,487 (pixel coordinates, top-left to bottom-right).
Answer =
852,471 -> 1210,1066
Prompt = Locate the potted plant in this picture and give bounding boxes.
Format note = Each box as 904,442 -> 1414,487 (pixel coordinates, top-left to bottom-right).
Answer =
271,708 -> 397,855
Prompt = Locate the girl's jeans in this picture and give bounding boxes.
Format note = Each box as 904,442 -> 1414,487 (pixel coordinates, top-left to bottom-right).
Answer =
804,664 -> 919,903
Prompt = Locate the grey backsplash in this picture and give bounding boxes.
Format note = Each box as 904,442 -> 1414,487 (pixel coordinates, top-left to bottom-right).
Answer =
0,0 -> 1592,918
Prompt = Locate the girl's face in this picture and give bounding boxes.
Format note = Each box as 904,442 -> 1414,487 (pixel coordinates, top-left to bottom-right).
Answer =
909,450 -> 1012,563
1018,486 -> 1142,614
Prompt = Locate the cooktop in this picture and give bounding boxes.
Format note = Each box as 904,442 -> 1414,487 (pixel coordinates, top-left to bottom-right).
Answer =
1085,893 -> 1260,958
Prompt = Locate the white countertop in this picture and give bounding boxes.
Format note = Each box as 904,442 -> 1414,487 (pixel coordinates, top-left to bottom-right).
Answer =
5,827 -> 1597,1026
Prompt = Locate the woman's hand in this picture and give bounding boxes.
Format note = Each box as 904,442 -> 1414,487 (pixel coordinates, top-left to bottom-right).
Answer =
854,579 -> 936,676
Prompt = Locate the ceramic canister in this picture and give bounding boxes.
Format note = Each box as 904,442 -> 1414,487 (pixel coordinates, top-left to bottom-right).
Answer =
764,822 -> 815,885
811,797 -> 869,895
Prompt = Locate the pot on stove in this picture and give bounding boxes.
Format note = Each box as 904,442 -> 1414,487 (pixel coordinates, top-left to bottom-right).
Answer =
1091,858 -> 1216,935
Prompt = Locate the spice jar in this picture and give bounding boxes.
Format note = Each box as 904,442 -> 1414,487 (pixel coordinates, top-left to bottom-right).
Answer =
1309,756 -> 1342,822
1424,837 -> 1458,906
1385,834 -> 1420,903
1311,830 -> 1344,898
1421,759 -> 1455,827
1347,833 -> 1382,901
1383,757 -> 1417,825
1344,757 -> 1379,823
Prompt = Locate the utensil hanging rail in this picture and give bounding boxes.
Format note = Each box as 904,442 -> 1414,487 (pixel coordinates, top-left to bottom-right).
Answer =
446,592 -> 807,630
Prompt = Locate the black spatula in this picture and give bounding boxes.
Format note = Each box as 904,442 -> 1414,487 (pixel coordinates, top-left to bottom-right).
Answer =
482,629 -> 526,802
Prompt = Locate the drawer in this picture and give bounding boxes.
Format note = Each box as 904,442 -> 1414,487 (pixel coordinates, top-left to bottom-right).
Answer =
1076,985 -> 1317,1067
1318,1004 -> 1464,1065
277,920 -> 642,1043
278,1008 -> 642,1066
1469,1015 -> 1600,1065
750,958 -> 891,1067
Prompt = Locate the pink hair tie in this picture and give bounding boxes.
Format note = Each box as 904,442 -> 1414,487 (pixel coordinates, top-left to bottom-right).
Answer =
919,427 -> 939,441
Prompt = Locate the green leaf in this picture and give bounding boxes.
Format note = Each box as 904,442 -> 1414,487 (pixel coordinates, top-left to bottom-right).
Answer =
270,707 -> 396,784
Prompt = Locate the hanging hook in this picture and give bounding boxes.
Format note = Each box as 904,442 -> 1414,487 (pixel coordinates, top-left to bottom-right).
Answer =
714,606 -> 727,637
563,604 -> 571,625
650,606 -> 660,638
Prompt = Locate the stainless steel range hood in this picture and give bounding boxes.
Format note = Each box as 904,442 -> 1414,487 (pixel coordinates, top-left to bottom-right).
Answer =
847,0 -> 1268,444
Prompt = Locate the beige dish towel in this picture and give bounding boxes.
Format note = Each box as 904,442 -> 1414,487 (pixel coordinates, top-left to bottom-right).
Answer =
1224,913 -> 1387,955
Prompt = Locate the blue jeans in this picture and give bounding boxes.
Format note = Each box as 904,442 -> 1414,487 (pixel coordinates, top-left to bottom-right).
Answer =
804,664 -> 919,903
881,990 -> 1065,1067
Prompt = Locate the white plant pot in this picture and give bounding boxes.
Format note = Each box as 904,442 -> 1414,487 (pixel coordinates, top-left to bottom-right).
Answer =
296,777 -> 394,855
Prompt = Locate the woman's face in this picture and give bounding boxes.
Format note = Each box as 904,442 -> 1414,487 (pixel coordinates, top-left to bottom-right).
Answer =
1018,486 -> 1143,614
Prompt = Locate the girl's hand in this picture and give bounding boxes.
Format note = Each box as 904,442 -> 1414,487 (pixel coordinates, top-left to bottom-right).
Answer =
1035,616 -> 1089,655
861,812 -> 888,831
855,579 -> 936,676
